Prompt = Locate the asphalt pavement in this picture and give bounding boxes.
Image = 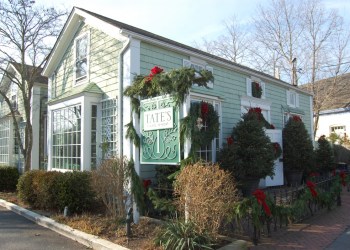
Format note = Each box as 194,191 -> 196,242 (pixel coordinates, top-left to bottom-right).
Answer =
326,226 -> 350,250
0,206 -> 88,250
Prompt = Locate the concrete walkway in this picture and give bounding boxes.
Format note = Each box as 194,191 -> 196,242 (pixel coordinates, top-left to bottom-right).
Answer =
249,189 -> 350,249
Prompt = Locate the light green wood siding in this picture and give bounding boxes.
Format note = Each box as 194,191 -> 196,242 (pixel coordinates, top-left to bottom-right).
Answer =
139,41 -> 313,143
51,23 -> 123,100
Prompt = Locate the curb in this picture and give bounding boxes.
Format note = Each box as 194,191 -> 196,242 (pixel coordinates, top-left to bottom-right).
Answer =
0,199 -> 129,250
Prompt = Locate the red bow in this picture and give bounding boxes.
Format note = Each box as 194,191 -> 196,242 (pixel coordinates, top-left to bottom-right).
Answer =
340,171 -> 347,187
306,180 -> 318,197
145,66 -> 163,84
253,189 -> 271,216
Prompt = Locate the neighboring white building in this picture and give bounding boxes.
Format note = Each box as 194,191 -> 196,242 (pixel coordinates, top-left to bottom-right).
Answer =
0,62 -> 48,172
309,73 -> 350,141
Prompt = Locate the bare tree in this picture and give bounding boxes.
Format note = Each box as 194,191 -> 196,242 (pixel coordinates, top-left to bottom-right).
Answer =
0,0 -> 66,171
253,0 -> 304,82
301,2 -> 350,137
193,16 -> 251,65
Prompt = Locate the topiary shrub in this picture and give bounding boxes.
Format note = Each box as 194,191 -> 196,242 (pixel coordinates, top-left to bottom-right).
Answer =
220,109 -> 275,180
174,163 -> 239,235
315,135 -> 335,172
0,166 -> 19,191
283,116 -> 314,172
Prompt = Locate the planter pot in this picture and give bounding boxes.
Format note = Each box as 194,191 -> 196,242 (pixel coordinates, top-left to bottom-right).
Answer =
241,178 -> 260,197
285,170 -> 303,187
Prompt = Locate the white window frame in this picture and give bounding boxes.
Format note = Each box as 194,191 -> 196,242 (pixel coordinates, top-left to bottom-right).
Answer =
74,32 -> 90,85
189,93 -> 221,162
183,59 -> 214,88
283,112 -> 303,126
330,125 -> 346,135
286,89 -> 299,108
246,77 -> 266,99
240,95 -> 271,122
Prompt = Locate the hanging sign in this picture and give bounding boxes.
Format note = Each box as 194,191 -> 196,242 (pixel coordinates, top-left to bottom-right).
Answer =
140,95 -> 180,165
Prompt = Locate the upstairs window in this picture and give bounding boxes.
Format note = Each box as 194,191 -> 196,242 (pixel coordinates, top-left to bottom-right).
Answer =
75,33 -> 89,84
287,90 -> 299,108
183,59 -> 214,88
10,84 -> 18,110
246,78 -> 265,99
11,95 -> 17,110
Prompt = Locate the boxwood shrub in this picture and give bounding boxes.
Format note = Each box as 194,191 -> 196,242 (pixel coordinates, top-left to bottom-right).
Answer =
0,166 -> 19,191
17,170 -> 96,213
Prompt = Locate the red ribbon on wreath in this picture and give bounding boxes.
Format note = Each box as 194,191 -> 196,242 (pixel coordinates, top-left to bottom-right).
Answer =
201,102 -> 209,121
253,189 -> 271,216
226,136 -> 233,145
306,180 -> 318,198
340,171 -> 347,187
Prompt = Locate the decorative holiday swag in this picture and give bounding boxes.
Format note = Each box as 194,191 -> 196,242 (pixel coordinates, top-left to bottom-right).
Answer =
124,66 -> 219,162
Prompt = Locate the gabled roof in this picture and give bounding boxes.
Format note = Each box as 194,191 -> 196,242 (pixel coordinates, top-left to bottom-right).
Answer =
301,73 -> 350,111
47,82 -> 103,104
0,62 -> 47,88
44,7 -> 312,96
10,62 -> 48,85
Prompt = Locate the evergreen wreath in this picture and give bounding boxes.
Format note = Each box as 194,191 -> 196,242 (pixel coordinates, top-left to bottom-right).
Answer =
252,81 -> 262,98
180,101 -> 220,158
272,142 -> 282,159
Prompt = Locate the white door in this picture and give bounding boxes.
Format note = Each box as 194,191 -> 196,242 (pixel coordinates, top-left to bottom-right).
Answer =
259,129 -> 284,187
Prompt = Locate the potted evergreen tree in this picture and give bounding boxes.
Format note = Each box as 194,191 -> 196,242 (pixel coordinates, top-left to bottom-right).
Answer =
283,116 -> 314,186
219,108 -> 275,196
315,135 -> 334,176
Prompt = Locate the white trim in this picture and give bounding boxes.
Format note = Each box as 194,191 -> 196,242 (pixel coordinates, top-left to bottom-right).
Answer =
30,85 -> 41,170
286,89 -> 299,108
189,93 -> 222,161
241,96 -> 272,122
183,59 -> 214,88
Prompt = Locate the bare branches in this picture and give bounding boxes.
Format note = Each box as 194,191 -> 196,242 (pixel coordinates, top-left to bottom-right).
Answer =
0,0 -> 67,171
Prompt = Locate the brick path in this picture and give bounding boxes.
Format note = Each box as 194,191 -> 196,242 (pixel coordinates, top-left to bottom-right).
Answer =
249,188 -> 350,249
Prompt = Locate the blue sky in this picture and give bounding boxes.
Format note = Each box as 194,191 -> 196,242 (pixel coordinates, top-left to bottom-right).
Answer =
36,0 -> 350,46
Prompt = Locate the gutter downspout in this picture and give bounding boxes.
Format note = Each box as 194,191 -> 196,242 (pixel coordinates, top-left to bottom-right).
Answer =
118,36 -> 131,159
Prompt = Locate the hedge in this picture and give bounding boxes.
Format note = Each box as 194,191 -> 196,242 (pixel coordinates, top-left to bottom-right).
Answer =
17,170 -> 96,213
0,166 -> 19,191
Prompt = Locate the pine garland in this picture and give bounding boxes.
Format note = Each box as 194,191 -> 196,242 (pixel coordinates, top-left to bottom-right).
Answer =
124,67 -> 214,115
125,122 -> 140,147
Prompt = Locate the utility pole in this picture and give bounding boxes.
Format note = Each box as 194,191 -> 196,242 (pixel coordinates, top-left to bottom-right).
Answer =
292,58 -> 298,86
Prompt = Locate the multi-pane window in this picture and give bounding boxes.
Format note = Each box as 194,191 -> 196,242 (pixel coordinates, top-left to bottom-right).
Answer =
75,34 -> 88,83
101,99 -> 117,159
190,97 -> 221,162
287,90 -> 299,108
52,105 -> 81,170
91,105 -> 97,170
183,59 -> 214,88
0,119 -> 10,164
246,78 -> 266,99
330,125 -> 346,135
